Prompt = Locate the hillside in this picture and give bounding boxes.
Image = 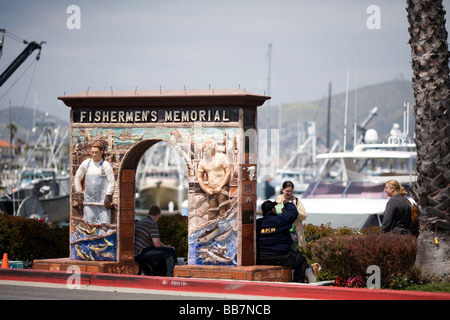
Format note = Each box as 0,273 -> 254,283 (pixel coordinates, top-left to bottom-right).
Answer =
258,79 -> 415,161
1,80 -> 415,159
0,106 -> 70,144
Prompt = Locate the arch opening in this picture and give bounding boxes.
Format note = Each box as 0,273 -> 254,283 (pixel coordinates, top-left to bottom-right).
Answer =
121,139 -> 188,213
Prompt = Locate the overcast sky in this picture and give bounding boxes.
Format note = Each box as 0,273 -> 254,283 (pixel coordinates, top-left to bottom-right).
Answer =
1,0 -> 449,123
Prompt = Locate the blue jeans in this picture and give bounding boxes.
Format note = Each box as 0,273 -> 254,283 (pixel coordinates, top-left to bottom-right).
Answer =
136,247 -> 177,277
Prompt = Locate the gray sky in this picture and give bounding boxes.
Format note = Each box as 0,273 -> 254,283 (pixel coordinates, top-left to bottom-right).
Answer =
1,0 -> 449,123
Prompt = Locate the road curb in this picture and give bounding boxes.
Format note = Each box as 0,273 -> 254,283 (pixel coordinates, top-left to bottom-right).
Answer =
1,268 -> 449,300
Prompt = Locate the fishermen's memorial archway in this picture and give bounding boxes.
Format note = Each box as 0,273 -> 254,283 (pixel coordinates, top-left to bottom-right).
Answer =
47,89 -> 269,273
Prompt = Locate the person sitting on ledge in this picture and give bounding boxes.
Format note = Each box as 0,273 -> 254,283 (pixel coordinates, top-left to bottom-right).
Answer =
134,205 -> 177,276
256,200 -> 308,282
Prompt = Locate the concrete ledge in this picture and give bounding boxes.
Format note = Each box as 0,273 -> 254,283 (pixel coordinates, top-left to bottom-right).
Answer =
32,258 -> 137,275
0,268 -> 92,285
174,265 -> 292,282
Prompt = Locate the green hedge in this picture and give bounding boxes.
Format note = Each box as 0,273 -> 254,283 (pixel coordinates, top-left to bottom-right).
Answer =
158,214 -> 188,258
0,213 -> 189,268
301,223 -> 360,260
0,214 -> 69,268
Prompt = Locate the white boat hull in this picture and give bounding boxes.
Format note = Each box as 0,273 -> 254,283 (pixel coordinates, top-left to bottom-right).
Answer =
301,197 -> 387,229
138,179 -> 184,210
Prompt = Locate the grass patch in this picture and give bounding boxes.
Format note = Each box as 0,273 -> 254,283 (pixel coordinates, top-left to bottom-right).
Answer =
405,282 -> 450,293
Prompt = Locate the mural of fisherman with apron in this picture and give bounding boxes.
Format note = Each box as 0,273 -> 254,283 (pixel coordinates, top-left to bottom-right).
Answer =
74,141 -> 115,224
72,141 -> 117,261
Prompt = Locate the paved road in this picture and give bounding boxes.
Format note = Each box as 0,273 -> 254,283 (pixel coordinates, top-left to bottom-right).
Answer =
1,283 -> 192,300
0,280 -> 276,300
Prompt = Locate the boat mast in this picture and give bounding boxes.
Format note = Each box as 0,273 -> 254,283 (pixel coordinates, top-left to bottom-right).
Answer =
343,66 -> 350,151
266,43 -> 272,129
326,82 -> 332,150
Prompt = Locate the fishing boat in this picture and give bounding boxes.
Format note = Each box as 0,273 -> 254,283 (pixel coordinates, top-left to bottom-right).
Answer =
136,142 -> 187,212
0,119 -> 70,223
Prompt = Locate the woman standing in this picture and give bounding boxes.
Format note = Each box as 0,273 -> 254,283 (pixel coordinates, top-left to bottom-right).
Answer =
381,179 -> 411,234
274,181 -> 308,250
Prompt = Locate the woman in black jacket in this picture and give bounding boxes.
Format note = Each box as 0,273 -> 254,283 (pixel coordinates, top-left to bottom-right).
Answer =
381,179 -> 411,234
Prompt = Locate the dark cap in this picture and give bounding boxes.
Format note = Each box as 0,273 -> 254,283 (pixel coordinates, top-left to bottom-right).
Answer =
261,200 -> 278,213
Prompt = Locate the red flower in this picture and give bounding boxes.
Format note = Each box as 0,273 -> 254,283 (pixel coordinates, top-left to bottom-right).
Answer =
333,276 -> 348,287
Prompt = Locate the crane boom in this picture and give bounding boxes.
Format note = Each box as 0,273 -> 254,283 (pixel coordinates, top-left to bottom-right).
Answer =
0,41 -> 44,88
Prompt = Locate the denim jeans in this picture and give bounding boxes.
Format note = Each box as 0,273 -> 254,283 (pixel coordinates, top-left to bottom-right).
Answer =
259,250 -> 308,282
136,246 -> 177,277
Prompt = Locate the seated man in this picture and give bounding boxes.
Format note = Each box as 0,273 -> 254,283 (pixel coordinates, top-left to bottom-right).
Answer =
135,205 -> 177,276
256,200 -> 308,282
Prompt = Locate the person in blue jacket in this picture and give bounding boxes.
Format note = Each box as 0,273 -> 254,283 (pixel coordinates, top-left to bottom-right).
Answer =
256,199 -> 308,282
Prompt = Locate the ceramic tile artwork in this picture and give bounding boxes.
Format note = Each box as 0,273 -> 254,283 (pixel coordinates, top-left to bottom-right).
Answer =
71,126 -> 240,265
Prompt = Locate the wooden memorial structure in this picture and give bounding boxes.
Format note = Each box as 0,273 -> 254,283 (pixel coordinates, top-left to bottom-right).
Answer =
33,89 -> 279,277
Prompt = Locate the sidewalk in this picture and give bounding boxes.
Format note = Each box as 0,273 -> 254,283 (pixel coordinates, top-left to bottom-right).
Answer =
1,268 -> 450,300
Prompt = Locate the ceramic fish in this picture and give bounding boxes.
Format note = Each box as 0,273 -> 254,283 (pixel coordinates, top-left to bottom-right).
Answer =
197,223 -> 220,243
215,226 -> 236,242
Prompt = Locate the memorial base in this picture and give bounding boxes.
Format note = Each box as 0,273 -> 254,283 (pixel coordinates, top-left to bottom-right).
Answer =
174,265 -> 292,282
33,258 -> 137,275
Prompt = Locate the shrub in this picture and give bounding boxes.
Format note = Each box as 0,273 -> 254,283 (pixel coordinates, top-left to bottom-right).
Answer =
303,223 -> 337,243
158,214 -> 188,258
0,214 -> 69,268
311,233 -> 417,287
300,223 -> 360,261
0,212 -> 189,268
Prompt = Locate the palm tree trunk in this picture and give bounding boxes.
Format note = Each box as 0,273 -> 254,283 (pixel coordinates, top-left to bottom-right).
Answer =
407,0 -> 450,282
